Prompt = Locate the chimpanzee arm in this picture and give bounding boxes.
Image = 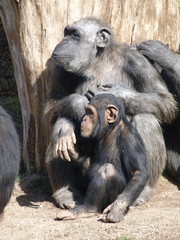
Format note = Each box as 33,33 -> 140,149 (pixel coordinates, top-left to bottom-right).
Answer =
102,84 -> 177,124
137,40 -> 180,99
104,128 -> 149,223
45,67 -> 94,162
116,143 -> 149,206
58,94 -> 88,122
98,50 -> 178,124
104,170 -> 148,223
52,117 -> 77,161
45,94 -> 89,123
49,94 -> 88,161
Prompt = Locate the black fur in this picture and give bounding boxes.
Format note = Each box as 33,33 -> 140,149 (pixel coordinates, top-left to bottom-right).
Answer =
0,106 -> 20,217
45,18 -> 177,214
137,40 -> 180,184
79,94 -> 149,222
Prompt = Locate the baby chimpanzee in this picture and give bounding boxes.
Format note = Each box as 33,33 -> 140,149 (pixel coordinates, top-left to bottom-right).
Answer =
57,93 -> 149,222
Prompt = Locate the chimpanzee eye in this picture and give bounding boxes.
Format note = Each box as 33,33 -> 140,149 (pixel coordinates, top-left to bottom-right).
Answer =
87,111 -> 94,119
85,109 -> 92,116
71,31 -> 80,39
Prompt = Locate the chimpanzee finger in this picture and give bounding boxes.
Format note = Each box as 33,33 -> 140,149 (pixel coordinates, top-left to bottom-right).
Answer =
55,141 -> 61,156
138,49 -> 150,58
136,42 -> 147,50
57,138 -> 66,160
102,84 -> 115,88
61,139 -> 71,161
59,147 -> 65,161
67,141 -> 78,158
58,140 -> 65,160
67,145 -> 76,155
71,131 -> 77,144
59,203 -> 66,209
103,204 -> 111,214
67,133 -> 77,154
85,90 -> 95,101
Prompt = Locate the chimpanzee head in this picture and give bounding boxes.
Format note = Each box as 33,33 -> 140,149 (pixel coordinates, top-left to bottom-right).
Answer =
51,17 -> 113,74
80,93 -> 125,138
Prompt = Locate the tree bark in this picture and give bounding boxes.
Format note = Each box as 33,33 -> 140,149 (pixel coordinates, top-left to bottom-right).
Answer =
0,0 -> 179,171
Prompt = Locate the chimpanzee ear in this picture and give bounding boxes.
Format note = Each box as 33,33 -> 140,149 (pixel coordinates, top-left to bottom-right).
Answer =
106,105 -> 118,123
97,28 -> 111,48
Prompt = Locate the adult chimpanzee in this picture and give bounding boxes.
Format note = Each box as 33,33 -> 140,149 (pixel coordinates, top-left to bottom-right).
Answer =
45,17 -> 178,222
56,93 -> 149,222
0,105 -> 20,220
137,40 -> 180,183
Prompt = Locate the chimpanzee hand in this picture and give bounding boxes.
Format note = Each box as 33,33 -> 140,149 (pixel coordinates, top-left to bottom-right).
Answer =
97,84 -> 137,103
54,120 -> 79,161
85,90 -> 95,101
86,84 -> 126,100
98,84 -> 118,91
137,40 -> 175,68
103,199 -> 127,223
85,83 -> 120,100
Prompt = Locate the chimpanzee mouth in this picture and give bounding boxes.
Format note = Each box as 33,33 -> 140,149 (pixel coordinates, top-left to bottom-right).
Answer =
52,57 -> 72,68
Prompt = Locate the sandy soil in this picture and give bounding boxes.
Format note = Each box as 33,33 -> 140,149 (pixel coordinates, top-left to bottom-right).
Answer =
0,175 -> 180,240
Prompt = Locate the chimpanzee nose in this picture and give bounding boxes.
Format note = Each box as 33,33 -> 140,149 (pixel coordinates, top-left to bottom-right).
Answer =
51,52 -> 57,59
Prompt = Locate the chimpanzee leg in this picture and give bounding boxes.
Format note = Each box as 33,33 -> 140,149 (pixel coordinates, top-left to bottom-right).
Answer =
132,114 -> 166,205
84,163 -> 125,213
57,163 -> 124,220
46,143 -> 84,209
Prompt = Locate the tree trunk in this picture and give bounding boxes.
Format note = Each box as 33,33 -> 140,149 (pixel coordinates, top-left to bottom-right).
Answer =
0,0 -> 179,171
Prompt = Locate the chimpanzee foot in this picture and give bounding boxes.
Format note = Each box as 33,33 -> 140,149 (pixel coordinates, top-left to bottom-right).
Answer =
57,206 -> 97,220
59,200 -> 76,209
57,209 -> 76,220
54,193 -> 75,209
133,185 -> 153,206
105,210 -> 124,223
53,187 -> 83,209
103,200 -> 127,223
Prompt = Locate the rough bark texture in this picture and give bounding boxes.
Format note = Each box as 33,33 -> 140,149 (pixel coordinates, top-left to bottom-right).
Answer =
0,0 -> 179,171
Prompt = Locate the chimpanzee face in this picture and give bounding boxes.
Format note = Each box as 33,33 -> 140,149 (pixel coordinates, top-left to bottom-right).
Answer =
80,100 -> 118,138
51,18 -> 111,74
80,105 -> 98,137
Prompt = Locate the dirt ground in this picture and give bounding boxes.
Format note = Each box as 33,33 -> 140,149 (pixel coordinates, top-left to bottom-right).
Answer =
0,175 -> 180,240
